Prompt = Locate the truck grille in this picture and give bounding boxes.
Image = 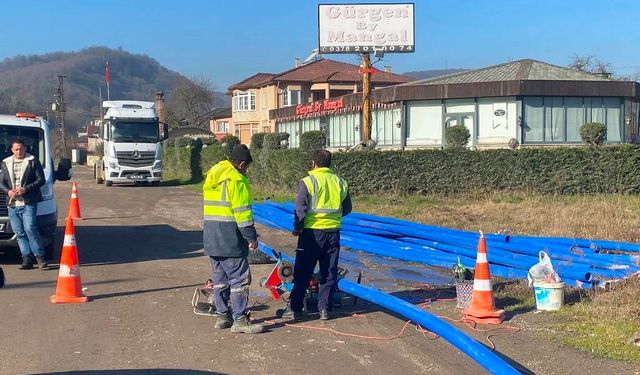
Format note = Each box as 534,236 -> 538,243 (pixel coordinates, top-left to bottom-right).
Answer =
116,151 -> 155,167
0,191 -> 7,217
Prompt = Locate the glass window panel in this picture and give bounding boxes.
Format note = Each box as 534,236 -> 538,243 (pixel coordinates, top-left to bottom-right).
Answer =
523,97 -> 544,143
565,97 -> 584,142
544,97 -> 565,142
591,97 -> 604,124
604,97 -> 622,142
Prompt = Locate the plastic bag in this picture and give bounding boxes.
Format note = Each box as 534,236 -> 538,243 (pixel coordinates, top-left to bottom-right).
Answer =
527,251 -> 561,286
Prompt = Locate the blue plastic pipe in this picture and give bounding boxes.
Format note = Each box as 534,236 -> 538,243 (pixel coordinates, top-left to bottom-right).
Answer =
255,202 -> 637,278
337,280 -> 522,375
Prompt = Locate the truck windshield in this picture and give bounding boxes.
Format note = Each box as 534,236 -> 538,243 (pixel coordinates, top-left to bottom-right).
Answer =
0,126 -> 45,168
111,121 -> 159,143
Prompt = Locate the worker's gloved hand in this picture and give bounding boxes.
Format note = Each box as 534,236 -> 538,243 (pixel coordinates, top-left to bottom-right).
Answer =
292,229 -> 303,236
248,241 -> 259,250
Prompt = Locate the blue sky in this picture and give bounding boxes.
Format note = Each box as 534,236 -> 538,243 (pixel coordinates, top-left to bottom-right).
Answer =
1,0 -> 639,89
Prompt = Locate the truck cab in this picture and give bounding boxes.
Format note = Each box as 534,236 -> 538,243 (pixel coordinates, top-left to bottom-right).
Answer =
95,101 -> 168,186
0,113 -> 72,258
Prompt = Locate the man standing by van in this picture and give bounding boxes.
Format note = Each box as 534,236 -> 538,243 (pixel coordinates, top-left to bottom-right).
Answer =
202,144 -> 263,334
0,139 -> 46,270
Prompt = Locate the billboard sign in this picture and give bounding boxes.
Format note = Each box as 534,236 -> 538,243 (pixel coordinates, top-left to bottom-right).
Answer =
318,3 -> 415,54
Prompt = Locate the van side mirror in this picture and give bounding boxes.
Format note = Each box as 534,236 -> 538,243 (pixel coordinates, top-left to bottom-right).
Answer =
55,158 -> 72,181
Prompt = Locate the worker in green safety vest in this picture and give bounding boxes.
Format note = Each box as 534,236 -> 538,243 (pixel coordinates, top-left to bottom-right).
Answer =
279,149 -> 352,321
202,144 -> 263,334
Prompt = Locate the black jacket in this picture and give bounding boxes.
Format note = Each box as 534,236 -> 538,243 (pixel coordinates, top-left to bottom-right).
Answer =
0,154 -> 45,205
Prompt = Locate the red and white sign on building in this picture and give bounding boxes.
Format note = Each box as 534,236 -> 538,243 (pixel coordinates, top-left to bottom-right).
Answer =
318,3 -> 415,54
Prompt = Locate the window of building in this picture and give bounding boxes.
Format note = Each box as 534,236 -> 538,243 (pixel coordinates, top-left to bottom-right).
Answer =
233,91 -> 256,111
282,89 -> 301,107
523,96 -> 622,143
216,121 -> 229,133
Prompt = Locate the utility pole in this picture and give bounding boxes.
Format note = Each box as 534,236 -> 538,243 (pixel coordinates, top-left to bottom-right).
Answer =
53,75 -> 67,159
361,53 -> 372,143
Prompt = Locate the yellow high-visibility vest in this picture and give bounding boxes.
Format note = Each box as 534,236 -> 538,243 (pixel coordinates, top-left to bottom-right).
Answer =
301,167 -> 347,229
202,160 -> 253,228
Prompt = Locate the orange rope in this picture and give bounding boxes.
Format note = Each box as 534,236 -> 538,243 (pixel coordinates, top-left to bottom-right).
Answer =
262,317 -> 439,341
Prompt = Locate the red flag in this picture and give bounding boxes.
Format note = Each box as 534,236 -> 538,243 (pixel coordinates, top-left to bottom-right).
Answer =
105,62 -> 111,83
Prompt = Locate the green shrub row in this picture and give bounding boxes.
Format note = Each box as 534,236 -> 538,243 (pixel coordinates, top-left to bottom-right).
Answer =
164,143 -> 640,195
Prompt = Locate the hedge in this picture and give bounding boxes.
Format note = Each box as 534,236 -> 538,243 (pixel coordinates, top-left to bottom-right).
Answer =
163,144 -> 640,195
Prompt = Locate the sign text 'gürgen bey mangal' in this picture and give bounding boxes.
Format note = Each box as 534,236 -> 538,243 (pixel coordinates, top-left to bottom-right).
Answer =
296,97 -> 345,115
318,3 -> 415,54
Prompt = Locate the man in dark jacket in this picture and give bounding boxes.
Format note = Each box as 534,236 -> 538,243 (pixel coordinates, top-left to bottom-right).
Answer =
202,144 -> 263,334
0,139 -> 46,270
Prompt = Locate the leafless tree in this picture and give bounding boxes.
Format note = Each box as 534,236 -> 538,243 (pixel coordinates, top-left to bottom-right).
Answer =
568,54 -> 612,75
568,54 -> 594,72
165,75 -> 216,128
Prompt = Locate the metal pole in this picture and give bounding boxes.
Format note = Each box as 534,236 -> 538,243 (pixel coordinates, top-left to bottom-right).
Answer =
361,53 -> 372,143
58,75 -> 67,159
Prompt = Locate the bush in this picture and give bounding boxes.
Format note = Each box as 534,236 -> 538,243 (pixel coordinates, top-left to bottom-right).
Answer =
445,125 -> 470,149
300,130 -> 326,153
165,137 -> 640,196
250,132 -> 268,151
262,132 -> 290,150
172,137 -> 195,147
245,145 -> 640,195
220,134 -> 240,156
580,123 -> 607,146
201,137 -> 217,146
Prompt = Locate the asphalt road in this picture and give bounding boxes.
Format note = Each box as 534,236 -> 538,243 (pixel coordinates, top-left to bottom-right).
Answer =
0,167 -> 486,375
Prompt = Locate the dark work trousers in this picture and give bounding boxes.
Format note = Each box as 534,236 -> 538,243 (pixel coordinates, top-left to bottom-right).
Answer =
289,229 -> 340,312
209,256 -> 251,320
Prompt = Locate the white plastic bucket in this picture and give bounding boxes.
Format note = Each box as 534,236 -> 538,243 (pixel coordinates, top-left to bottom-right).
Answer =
533,281 -> 565,311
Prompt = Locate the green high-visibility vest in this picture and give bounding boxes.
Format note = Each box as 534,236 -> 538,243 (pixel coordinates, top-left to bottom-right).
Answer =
301,167 -> 348,229
202,160 -> 254,228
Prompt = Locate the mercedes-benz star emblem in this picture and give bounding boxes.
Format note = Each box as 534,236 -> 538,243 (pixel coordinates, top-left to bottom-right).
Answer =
131,150 -> 141,159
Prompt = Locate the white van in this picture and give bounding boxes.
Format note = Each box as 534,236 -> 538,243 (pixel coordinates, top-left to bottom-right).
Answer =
0,113 -> 71,258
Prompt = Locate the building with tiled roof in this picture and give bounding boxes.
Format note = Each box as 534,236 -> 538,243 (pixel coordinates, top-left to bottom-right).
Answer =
208,107 -> 232,141
227,58 -> 410,144
271,59 -> 640,149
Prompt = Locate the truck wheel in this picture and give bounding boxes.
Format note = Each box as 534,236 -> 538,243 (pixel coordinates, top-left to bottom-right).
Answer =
151,181 -> 160,186
105,180 -> 113,187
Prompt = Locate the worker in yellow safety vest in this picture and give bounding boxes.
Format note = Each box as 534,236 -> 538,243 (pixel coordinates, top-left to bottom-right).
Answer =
202,144 -> 263,334
279,149 -> 352,321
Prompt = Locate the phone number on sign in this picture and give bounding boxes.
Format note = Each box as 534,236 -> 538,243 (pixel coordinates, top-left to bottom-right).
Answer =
319,45 -> 414,53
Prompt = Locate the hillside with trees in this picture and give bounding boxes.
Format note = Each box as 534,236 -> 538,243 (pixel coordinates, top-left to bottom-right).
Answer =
0,46 -> 228,131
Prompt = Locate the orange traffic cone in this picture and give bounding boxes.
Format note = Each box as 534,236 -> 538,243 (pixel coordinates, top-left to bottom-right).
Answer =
67,182 -> 82,220
462,232 -> 504,325
50,217 -> 88,304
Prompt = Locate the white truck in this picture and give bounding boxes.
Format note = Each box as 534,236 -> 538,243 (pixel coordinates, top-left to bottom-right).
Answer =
94,101 -> 168,186
0,112 -> 72,259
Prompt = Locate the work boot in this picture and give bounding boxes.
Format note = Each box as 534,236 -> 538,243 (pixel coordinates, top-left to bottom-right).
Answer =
35,256 -> 49,270
319,309 -> 330,321
230,315 -> 264,334
279,305 -> 303,321
19,256 -> 33,270
214,313 -> 232,329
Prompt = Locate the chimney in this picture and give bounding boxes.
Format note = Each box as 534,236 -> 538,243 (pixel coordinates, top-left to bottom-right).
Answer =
294,57 -> 301,68
155,91 -> 166,129
593,71 -> 612,79
384,65 -> 392,73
